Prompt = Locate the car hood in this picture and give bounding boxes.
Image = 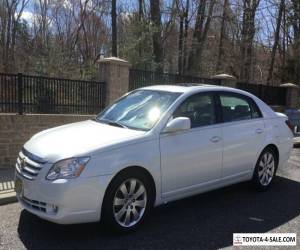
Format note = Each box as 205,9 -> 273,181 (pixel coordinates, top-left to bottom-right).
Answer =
24,120 -> 145,163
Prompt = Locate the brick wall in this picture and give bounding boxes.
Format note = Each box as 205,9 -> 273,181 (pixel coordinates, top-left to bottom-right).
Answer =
0,114 -> 94,168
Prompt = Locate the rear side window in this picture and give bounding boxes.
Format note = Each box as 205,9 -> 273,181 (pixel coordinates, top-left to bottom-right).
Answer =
249,99 -> 262,118
220,94 -> 262,122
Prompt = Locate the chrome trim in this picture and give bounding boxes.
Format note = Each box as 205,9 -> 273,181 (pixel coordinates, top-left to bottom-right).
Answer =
16,150 -> 46,181
23,166 -> 39,175
16,163 -> 34,180
19,151 -> 42,169
22,147 -> 47,164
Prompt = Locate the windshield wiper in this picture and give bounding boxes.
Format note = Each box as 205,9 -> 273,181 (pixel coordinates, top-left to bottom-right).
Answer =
94,118 -> 128,129
107,121 -> 128,128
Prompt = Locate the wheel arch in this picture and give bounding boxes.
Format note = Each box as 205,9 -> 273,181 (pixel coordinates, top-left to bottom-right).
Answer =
252,143 -> 279,189
263,143 -> 279,164
101,165 -> 157,216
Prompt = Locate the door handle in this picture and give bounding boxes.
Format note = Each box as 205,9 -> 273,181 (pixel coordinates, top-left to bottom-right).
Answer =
210,136 -> 222,143
255,128 -> 263,134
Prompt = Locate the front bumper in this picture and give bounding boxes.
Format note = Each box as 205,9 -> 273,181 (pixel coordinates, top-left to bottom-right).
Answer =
15,171 -> 113,224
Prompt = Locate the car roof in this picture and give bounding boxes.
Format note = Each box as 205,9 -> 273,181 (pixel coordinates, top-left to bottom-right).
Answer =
141,84 -> 244,95
140,84 -> 276,118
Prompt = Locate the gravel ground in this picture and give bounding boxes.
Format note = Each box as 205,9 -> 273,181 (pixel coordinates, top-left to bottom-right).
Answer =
0,149 -> 300,250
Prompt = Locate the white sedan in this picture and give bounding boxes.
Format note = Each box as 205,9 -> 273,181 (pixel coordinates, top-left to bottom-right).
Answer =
15,85 -> 293,232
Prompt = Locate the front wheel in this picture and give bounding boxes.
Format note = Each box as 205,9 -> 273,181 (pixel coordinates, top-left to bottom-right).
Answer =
252,148 -> 277,190
102,170 -> 154,233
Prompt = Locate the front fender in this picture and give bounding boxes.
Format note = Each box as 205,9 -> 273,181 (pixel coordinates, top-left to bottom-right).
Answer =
82,138 -> 163,206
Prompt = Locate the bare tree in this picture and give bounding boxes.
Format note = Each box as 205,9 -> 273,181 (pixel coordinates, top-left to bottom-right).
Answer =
240,0 -> 260,82
182,0 -> 190,73
175,0 -> 190,74
176,0 -> 184,74
111,0 -> 117,56
0,0 -> 28,72
216,0 -> 229,73
150,0 -> 163,72
186,0 -> 216,75
267,0 -> 285,85
0,0 -> 298,85
291,0 -> 300,83
137,0 -> 144,58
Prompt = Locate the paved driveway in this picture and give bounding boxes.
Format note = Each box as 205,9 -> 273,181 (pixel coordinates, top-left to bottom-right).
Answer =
1,150 -> 300,250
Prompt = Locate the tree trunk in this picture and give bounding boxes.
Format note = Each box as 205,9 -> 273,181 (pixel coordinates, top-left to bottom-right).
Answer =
182,0 -> 189,73
216,0 -> 229,73
267,0 -> 284,85
138,0 -> 144,58
138,0 -> 143,19
291,0 -> 300,83
240,0 -> 260,83
150,0 -> 163,72
111,0 -> 117,57
186,0 -> 215,75
282,1 -> 286,72
178,14 -> 184,74
4,2 -> 12,72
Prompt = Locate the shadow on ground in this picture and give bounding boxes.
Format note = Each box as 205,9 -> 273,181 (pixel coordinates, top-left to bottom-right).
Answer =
17,177 -> 300,250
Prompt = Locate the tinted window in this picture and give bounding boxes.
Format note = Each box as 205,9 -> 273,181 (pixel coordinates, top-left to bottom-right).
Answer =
173,94 -> 216,128
249,99 -> 262,118
220,94 -> 261,122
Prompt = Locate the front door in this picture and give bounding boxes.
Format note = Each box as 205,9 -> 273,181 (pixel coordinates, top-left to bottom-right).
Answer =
159,92 -> 223,197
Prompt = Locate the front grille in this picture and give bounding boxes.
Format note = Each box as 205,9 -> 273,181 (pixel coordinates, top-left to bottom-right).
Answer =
20,195 -> 47,213
15,149 -> 46,180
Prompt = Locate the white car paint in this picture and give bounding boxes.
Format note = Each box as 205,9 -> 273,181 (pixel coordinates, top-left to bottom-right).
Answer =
160,123 -> 223,197
15,85 -> 293,224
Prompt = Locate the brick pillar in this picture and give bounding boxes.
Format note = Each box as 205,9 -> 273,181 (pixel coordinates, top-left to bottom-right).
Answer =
211,73 -> 237,88
280,83 -> 299,109
97,57 -> 130,105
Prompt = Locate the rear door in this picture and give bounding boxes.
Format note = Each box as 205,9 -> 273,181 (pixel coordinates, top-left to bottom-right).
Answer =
218,92 -> 265,179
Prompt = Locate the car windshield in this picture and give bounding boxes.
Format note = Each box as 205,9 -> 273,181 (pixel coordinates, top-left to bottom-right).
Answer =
95,90 -> 181,131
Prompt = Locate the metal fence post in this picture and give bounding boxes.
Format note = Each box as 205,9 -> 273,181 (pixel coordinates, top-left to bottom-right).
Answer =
101,82 -> 106,110
259,84 -> 263,99
17,73 -> 23,115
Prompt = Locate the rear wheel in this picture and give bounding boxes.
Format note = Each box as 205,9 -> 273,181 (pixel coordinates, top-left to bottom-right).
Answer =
252,148 -> 277,190
102,169 -> 154,233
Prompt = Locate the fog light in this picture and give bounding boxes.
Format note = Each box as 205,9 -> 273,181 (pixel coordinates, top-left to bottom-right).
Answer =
46,204 -> 58,214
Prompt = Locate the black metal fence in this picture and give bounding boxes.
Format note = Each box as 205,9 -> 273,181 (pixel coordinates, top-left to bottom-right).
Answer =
0,71 -> 287,115
237,82 -> 287,106
0,73 -> 106,115
129,69 -> 287,106
129,69 -> 220,90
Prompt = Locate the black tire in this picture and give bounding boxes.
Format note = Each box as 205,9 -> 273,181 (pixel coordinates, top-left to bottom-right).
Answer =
252,147 -> 278,191
101,168 -> 154,233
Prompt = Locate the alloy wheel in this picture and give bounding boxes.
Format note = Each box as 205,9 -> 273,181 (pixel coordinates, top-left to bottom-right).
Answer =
258,152 -> 275,186
113,178 -> 147,228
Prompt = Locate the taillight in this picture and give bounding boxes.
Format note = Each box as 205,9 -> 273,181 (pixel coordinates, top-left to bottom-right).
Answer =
285,120 -> 294,132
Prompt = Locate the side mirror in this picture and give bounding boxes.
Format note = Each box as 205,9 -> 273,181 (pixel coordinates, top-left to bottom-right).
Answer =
164,117 -> 191,133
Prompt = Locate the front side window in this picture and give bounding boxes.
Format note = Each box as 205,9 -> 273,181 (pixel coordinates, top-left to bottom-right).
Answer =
173,93 -> 216,128
95,90 -> 181,131
220,93 -> 261,122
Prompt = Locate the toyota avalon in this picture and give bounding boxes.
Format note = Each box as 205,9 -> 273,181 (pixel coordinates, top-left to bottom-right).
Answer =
15,85 -> 293,232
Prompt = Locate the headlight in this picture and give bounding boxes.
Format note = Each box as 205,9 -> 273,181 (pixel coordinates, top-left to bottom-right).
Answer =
46,157 -> 90,180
